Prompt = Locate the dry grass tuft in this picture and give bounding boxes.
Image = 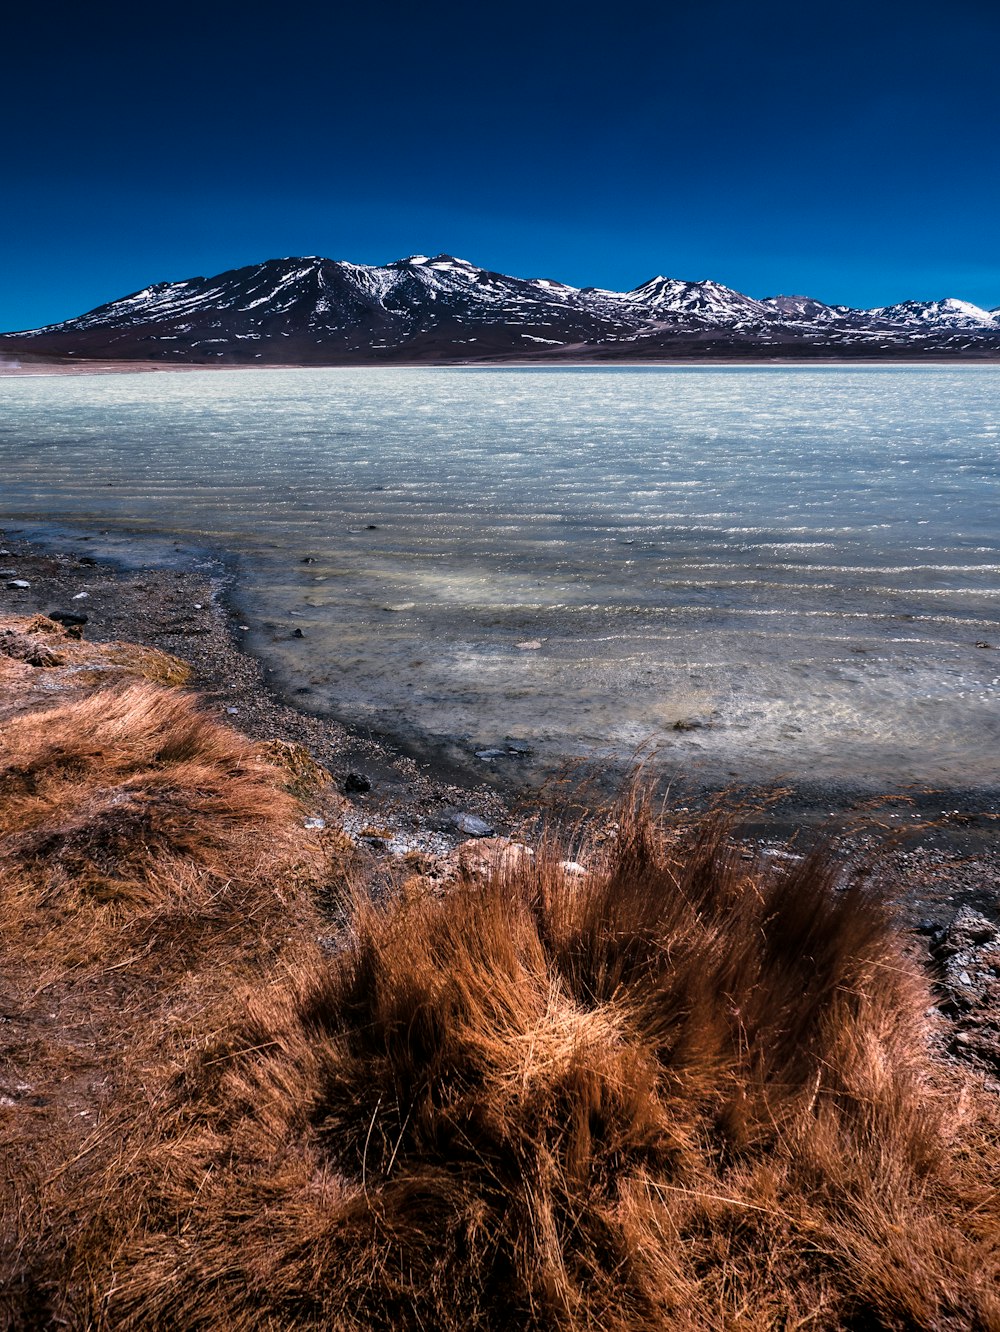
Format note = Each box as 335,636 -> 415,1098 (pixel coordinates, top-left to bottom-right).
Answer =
12,803 -> 989,1330
0,615 -> 191,718
256,737 -> 336,799
0,682 -> 322,962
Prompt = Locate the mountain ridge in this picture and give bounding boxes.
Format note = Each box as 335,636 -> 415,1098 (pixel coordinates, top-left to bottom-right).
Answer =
3,253 -> 998,364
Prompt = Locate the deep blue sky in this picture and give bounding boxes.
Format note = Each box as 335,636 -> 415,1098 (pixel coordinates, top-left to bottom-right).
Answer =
3,0 -> 998,330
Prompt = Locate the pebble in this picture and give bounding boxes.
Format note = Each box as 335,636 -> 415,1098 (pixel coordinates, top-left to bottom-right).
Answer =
451,812 -> 495,838
560,860 -> 588,877
383,603 -> 415,612
475,748 -> 509,761
516,640 -> 542,650
303,817 -> 326,831
226,706 -> 239,715
7,579 -> 29,589
292,627 -> 305,638
72,591 -> 89,600
0,549 -> 10,556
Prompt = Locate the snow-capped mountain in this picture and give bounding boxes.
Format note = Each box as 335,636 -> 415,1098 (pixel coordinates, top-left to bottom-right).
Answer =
2,254 -> 998,364
866,297 -> 999,329
626,277 -> 776,327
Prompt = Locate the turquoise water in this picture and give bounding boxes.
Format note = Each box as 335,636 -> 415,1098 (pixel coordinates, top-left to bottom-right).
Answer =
2,365 -> 999,786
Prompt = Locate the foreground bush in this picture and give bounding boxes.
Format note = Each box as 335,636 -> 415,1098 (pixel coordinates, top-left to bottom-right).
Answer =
86,814 -> 999,1330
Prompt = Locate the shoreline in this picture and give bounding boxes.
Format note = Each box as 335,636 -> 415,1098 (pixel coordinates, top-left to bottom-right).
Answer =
4,356 -> 1000,377
3,520 -> 999,845
0,523 -> 518,849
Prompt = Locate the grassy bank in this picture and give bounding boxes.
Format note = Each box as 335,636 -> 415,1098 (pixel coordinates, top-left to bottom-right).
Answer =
1,613 -> 998,1329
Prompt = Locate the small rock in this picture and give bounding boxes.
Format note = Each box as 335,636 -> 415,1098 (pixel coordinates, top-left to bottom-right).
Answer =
301,556 -> 316,564
505,739 -> 532,754
303,817 -> 326,831
193,602 -> 203,609
0,549 -> 10,556
444,837 -> 534,881
975,641 -> 991,649
343,772 -> 372,795
451,812 -> 495,838
7,579 -> 29,589
475,748 -> 508,761
559,860 -> 588,877
383,602 -> 415,612
71,591 -> 89,600
226,706 -> 239,715
46,609 -> 88,628
292,627 -> 305,638
958,970 -> 973,988
516,640 -> 542,650
366,524 -> 379,530
238,625 -> 250,631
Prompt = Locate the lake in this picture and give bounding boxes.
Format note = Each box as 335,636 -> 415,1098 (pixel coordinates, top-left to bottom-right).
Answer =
2,365 -> 999,790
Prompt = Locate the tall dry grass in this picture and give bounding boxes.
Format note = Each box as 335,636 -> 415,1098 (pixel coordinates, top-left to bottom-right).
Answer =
34,812 -> 995,1329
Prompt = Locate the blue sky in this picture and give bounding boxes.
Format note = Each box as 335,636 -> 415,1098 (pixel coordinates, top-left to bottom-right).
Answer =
2,0 -> 998,330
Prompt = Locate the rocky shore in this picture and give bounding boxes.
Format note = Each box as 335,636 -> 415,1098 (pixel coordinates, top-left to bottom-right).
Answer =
0,526 -> 514,850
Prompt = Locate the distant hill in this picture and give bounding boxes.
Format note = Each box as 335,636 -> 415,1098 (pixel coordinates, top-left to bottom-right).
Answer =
3,253 -> 999,364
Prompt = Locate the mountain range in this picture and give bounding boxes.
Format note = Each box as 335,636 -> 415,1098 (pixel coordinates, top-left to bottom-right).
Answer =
3,254 -> 999,364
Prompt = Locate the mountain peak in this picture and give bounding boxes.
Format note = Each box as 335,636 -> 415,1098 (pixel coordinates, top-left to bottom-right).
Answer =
400,254 -> 479,271
869,297 -> 997,328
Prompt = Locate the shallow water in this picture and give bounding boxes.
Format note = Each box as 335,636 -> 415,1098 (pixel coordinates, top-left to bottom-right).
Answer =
2,365 -> 999,788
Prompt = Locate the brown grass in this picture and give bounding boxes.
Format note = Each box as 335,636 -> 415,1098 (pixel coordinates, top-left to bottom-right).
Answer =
1,683 -> 998,1329
0,682 -> 322,948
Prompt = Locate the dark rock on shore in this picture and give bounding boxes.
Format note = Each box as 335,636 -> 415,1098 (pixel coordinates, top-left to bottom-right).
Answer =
47,608 -> 89,633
